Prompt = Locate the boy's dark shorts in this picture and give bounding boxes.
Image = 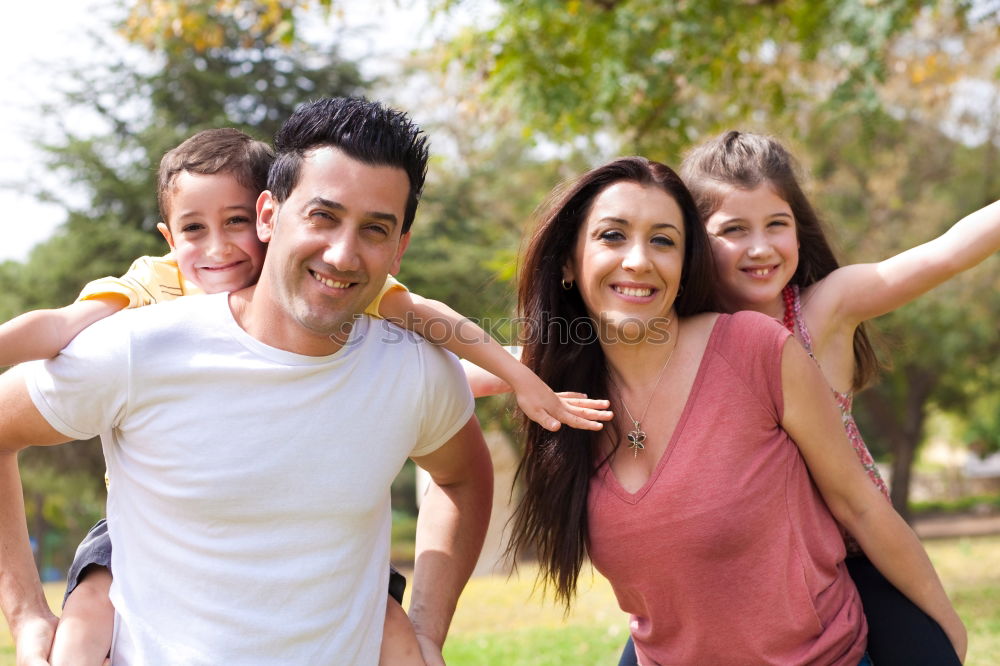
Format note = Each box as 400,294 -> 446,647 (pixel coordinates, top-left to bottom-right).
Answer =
388,565 -> 406,605
63,519 -> 112,607
64,519 -> 408,606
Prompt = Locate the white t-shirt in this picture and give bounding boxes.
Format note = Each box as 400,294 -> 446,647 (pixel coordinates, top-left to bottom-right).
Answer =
26,293 -> 474,665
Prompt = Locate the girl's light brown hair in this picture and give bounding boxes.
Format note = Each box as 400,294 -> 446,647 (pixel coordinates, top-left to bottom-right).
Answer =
681,130 -> 881,390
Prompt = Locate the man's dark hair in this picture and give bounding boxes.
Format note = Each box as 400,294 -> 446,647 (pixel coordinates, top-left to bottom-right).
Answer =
269,97 -> 429,233
158,128 -> 274,226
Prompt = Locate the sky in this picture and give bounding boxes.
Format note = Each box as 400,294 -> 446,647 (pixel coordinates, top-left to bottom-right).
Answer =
0,0 -> 441,263
0,0 -> 109,262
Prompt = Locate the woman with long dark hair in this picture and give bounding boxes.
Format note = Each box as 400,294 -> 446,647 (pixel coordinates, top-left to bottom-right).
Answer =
509,157 -> 965,665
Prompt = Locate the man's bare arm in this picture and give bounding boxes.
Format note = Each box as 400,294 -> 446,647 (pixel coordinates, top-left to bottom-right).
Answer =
0,369 -> 73,665
407,416 -> 493,666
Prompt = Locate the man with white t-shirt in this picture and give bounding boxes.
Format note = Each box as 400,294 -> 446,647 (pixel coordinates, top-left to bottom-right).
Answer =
0,97 -> 493,665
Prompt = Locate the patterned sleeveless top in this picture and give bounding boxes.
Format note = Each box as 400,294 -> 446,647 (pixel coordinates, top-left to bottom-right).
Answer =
786,285 -> 891,552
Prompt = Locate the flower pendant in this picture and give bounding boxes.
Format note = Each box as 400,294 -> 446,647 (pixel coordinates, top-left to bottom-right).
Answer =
626,421 -> 646,458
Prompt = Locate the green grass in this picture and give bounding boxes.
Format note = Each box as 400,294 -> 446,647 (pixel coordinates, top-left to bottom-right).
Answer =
911,492 -> 1000,516
440,535 -> 1000,665
3,535 -> 999,665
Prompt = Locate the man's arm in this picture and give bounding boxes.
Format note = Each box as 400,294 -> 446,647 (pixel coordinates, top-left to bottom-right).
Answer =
407,416 -> 492,666
0,369 -> 74,665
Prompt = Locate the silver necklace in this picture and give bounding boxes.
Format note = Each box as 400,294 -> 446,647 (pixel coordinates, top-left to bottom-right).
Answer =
608,329 -> 680,458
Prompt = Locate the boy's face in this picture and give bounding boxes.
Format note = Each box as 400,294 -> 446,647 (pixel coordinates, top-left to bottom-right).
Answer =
158,171 -> 268,294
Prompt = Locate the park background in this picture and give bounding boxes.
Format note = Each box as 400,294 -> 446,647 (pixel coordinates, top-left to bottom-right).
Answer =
1,0 -> 999,663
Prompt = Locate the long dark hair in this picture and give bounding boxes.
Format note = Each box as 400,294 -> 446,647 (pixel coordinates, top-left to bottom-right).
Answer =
680,130 -> 881,390
509,157 -> 717,607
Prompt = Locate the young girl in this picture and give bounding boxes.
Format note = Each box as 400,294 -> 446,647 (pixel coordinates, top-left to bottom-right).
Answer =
679,130 -> 999,664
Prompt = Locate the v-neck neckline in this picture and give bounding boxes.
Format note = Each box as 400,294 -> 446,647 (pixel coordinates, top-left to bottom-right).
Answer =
598,314 -> 725,504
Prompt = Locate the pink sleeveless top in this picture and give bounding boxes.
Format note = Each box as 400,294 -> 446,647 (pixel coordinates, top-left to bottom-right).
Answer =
588,312 -> 866,666
788,285 -> 891,500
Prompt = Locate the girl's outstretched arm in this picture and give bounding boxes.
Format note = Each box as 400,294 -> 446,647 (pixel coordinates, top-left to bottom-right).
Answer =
378,289 -> 611,432
822,199 -> 1000,326
780,339 -> 967,661
0,297 -> 126,367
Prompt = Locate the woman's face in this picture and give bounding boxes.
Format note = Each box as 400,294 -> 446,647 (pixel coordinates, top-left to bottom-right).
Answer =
703,183 -> 799,312
563,181 -> 685,343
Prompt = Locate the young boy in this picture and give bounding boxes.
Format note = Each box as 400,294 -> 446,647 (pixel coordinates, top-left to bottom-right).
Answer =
1,128 -> 609,665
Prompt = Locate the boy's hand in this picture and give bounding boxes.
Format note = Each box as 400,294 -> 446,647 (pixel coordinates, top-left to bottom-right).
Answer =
13,612 -> 58,666
513,370 -> 613,431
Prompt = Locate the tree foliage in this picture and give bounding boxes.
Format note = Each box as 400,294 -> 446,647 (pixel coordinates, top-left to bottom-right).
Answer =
7,8 -> 367,311
123,0 -> 334,51
430,0 -> 979,156
792,99 -> 1000,515
421,0 -> 1000,512
3,3 -> 369,565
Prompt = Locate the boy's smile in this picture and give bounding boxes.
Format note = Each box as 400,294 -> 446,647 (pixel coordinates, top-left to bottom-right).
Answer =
158,171 -> 267,295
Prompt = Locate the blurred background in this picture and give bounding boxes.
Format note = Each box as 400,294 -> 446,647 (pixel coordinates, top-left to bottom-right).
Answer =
2,1 -> 999,663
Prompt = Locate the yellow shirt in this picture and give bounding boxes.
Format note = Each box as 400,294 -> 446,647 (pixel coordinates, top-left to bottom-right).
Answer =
76,253 -> 405,316
76,254 -> 202,308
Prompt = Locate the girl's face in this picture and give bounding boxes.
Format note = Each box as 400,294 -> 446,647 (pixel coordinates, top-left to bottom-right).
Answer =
563,181 -> 685,343
704,183 -> 798,313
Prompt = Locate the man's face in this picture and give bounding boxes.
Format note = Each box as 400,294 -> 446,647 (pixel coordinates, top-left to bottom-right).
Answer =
256,146 -> 411,352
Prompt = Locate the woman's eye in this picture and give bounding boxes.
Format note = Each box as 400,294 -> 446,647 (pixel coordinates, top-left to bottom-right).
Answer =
228,216 -> 251,225
181,224 -> 204,233
599,230 -> 625,242
651,236 -> 676,247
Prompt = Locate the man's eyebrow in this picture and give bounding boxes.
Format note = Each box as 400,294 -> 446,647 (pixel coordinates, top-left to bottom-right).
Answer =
600,216 -> 681,233
305,197 -> 398,227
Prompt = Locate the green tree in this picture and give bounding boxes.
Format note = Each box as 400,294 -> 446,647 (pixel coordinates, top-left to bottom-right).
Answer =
3,5 -> 369,567
431,0 -> 971,155
803,108 -> 1000,518
15,10 -> 367,310
428,0 -> 1000,515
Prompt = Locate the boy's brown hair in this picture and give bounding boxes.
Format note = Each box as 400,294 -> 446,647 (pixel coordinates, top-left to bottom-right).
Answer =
157,128 -> 275,226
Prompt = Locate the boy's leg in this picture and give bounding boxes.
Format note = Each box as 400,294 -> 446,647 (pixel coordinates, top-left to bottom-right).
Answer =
379,565 -> 425,665
50,520 -> 114,666
50,565 -> 114,666
379,594 -> 425,666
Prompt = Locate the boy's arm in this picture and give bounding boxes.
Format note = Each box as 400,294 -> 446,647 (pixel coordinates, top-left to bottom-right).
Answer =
379,290 -> 611,431
408,416 -> 492,666
0,371 -> 76,664
459,360 -> 511,398
0,298 -> 126,368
